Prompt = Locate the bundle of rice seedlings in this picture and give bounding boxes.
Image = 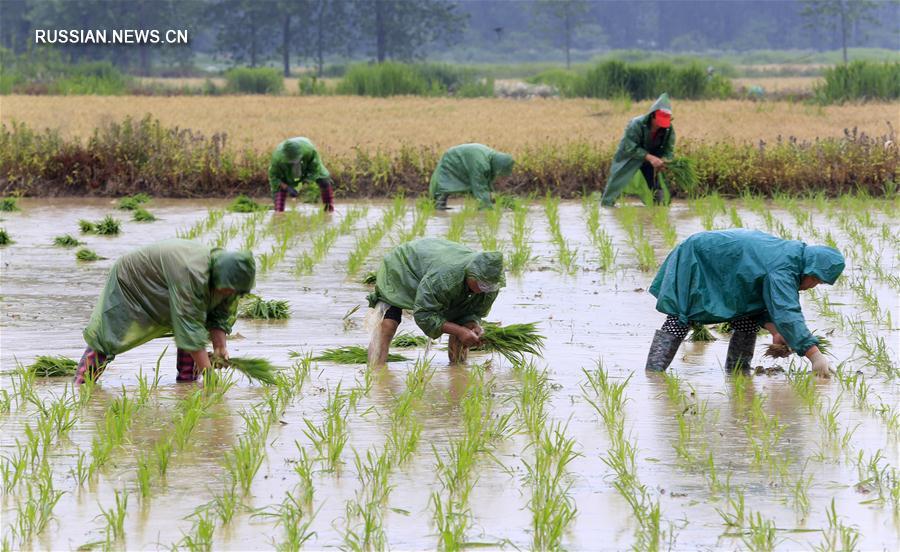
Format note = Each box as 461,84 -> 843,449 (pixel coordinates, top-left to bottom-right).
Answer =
300,182 -> 321,204
0,197 -> 19,212
362,271 -> 377,285
228,195 -> 267,213
391,333 -> 429,348
132,208 -> 157,222
94,216 -> 121,235
0,229 -> 11,246
54,234 -> 83,247
212,355 -> 277,385
477,321 -> 546,364
27,355 -> 77,377
313,345 -> 408,364
663,158 -> 699,195
765,334 -> 830,359
716,322 -> 733,334
76,248 -> 104,262
118,193 -> 151,210
80,216 -> 121,235
688,323 -> 716,342
238,294 -> 290,320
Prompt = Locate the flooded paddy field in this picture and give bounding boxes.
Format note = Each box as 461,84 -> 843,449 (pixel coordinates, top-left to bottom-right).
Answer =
1,195 -> 898,550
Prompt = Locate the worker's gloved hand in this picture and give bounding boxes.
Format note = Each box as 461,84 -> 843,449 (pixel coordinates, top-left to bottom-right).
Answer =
808,350 -> 833,379
318,178 -> 335,212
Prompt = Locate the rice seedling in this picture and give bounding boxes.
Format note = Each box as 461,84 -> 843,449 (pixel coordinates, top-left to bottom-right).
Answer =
53,234 -> 83,247
741,511 -> 778,551
446,198 -> 478,243
117,193 -> 151,210
662,157 -> 699,197
728,206 -> 744,228
650,205 -> 678,247
526,420 -> 579,550
346,196 -> 407,275
717,488 -> 746,528
132,207 -> 157,222
177,208 -> 225,240
0,228 -> 11,246
211,355 -> 278,385
501,198 -> 533,274
136,453 -> 152,499
75,248 -> 104,262
13,476 -> 65,541
688,323 -> 716,342
224,435 -> 265,493
211,480 -> 240,525
303,383 -> 349,471
267,492 -> 317,551
399,197 -> 435,243
26,355 -> 77,377
0,390 -> 10,414
178,510 -> 216,552
238,294 -> 290,320
228,194 -> 267,213
99,489 -> 128,542
544,194 -> 578,274
476,321 -> 545,364
361,271 -> 377,285
71,451 -> 89,486
765,334 -> 830,359
0,197 -> 19,211
390,332 -> 428,347
813,499 -> 860,552
291,444 -> 315,506
312,345 -> 408,364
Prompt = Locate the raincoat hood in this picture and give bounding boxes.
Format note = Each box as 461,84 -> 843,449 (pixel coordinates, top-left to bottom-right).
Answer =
282,140 -> 302,162
645,92 -> 672,121
466,251 -> 506,289
490,152 -> 515,177
802,246 -> 845,285
211,250 -> 256,293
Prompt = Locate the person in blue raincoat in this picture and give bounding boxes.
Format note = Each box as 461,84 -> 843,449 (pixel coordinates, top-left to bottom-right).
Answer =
645,229 -> 844,378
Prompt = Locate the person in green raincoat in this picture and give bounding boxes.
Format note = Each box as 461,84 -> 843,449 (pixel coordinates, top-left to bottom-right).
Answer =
75,239 -> 256,384
601,93 -> 675,206
366,238 -> 505,367
268,137 -> 334,213
429,143 -> 515,210
645,229 -> 844,378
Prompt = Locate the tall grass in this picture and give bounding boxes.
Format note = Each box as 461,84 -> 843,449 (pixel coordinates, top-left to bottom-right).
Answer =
336,62 -> 493,97
816,61 -> 900,103
224,67 -> 284,95
569,60 -> 733,100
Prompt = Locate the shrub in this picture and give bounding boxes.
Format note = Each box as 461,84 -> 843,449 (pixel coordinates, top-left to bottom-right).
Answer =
337,62 -> 430,97
816,61 -> 900,103
571,61 -> 731,100
225,67 -> 284,94
298,75 -> 327,95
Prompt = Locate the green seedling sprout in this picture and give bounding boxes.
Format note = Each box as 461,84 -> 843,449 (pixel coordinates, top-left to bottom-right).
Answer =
132,207 -> 157,222
0,229 -> 12,246
117,193 -> 151,210
228,194 -> 267,213
0,197 -> 20,212
237,294 -> 290,320
75,248 -> 105,262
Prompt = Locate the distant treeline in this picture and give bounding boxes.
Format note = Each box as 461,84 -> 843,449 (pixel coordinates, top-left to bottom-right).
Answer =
2,117 -> 896,199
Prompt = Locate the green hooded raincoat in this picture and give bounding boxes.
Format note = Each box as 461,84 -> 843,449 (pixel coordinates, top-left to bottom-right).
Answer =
649,230 -> 845,356
429,144 -> 515,209
268,137 -> 331,196
367,238 -> 505,339
83,239 -> 256,356
600,93 -> 676,206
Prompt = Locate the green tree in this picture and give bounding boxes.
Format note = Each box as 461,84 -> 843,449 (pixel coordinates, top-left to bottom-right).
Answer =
357,0 -> 466,62
532,0 -> 590,68
211,0 -> 277,67
800,0 -> 882,64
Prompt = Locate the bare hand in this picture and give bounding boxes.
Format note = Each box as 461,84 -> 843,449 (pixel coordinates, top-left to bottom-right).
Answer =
456,328 -> 481,348
280,182 -> 288,190
213,346 -> 229,361
465,322 -> 484,338
646,154 -> 665,170
771,333 -> 787,346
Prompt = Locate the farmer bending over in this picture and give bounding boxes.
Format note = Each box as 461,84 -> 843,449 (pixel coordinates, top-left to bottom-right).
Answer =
601,93 -> 675,206
645,229 -> 844,378
429,143 -> 514,210
367,238 -> 505,367
269,137 -> 335,213
75,239 -> 256,384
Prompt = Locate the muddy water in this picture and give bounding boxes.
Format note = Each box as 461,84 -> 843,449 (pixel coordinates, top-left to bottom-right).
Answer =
1,197 -> 898,550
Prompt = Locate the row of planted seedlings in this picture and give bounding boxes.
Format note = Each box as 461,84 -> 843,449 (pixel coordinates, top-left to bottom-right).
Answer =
581,195 -> 617,271
346,194 -> 408,276
580,361 -> 668,550
614,205 -> 656,272
430,361 -> 515,549
507,197 -> 533,275
444,197 -> 480,244
294,206 -> 369,276
397,196 -> 436,244
542,194 -> 578,274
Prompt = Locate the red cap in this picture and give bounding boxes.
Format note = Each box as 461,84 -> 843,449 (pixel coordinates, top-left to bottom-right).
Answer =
655,109 -> 671,128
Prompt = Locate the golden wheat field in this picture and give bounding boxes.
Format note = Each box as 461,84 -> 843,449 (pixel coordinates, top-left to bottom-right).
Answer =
2,95 -> 897,156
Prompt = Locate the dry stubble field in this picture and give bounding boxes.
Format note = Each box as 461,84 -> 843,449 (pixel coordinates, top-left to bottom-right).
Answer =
2,95 -> 897,157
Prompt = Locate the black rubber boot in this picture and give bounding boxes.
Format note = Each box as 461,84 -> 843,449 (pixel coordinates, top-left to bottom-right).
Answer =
645,330 -> 683,372
435,194 -> 449,210
725,331 -> 757,372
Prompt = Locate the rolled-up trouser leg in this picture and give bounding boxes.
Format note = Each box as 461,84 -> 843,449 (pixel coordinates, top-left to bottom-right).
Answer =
645,315 -> 687,372
317,178 -> 335,212
725,317 -> 759,372
74,347 -> 110,385
274,190 -> 287,212
176,348 -> 198,382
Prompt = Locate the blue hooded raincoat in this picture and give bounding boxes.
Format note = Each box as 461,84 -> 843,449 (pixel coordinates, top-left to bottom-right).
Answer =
649,230 -> 844,356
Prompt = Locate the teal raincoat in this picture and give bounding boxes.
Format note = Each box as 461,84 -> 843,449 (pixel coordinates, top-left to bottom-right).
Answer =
649,230 -> 844,356
367,238 -> 505,338
268,137 -> 331,196
601,93 -> 675,206
429,144 -> 515,209
83,239 -> 256,356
